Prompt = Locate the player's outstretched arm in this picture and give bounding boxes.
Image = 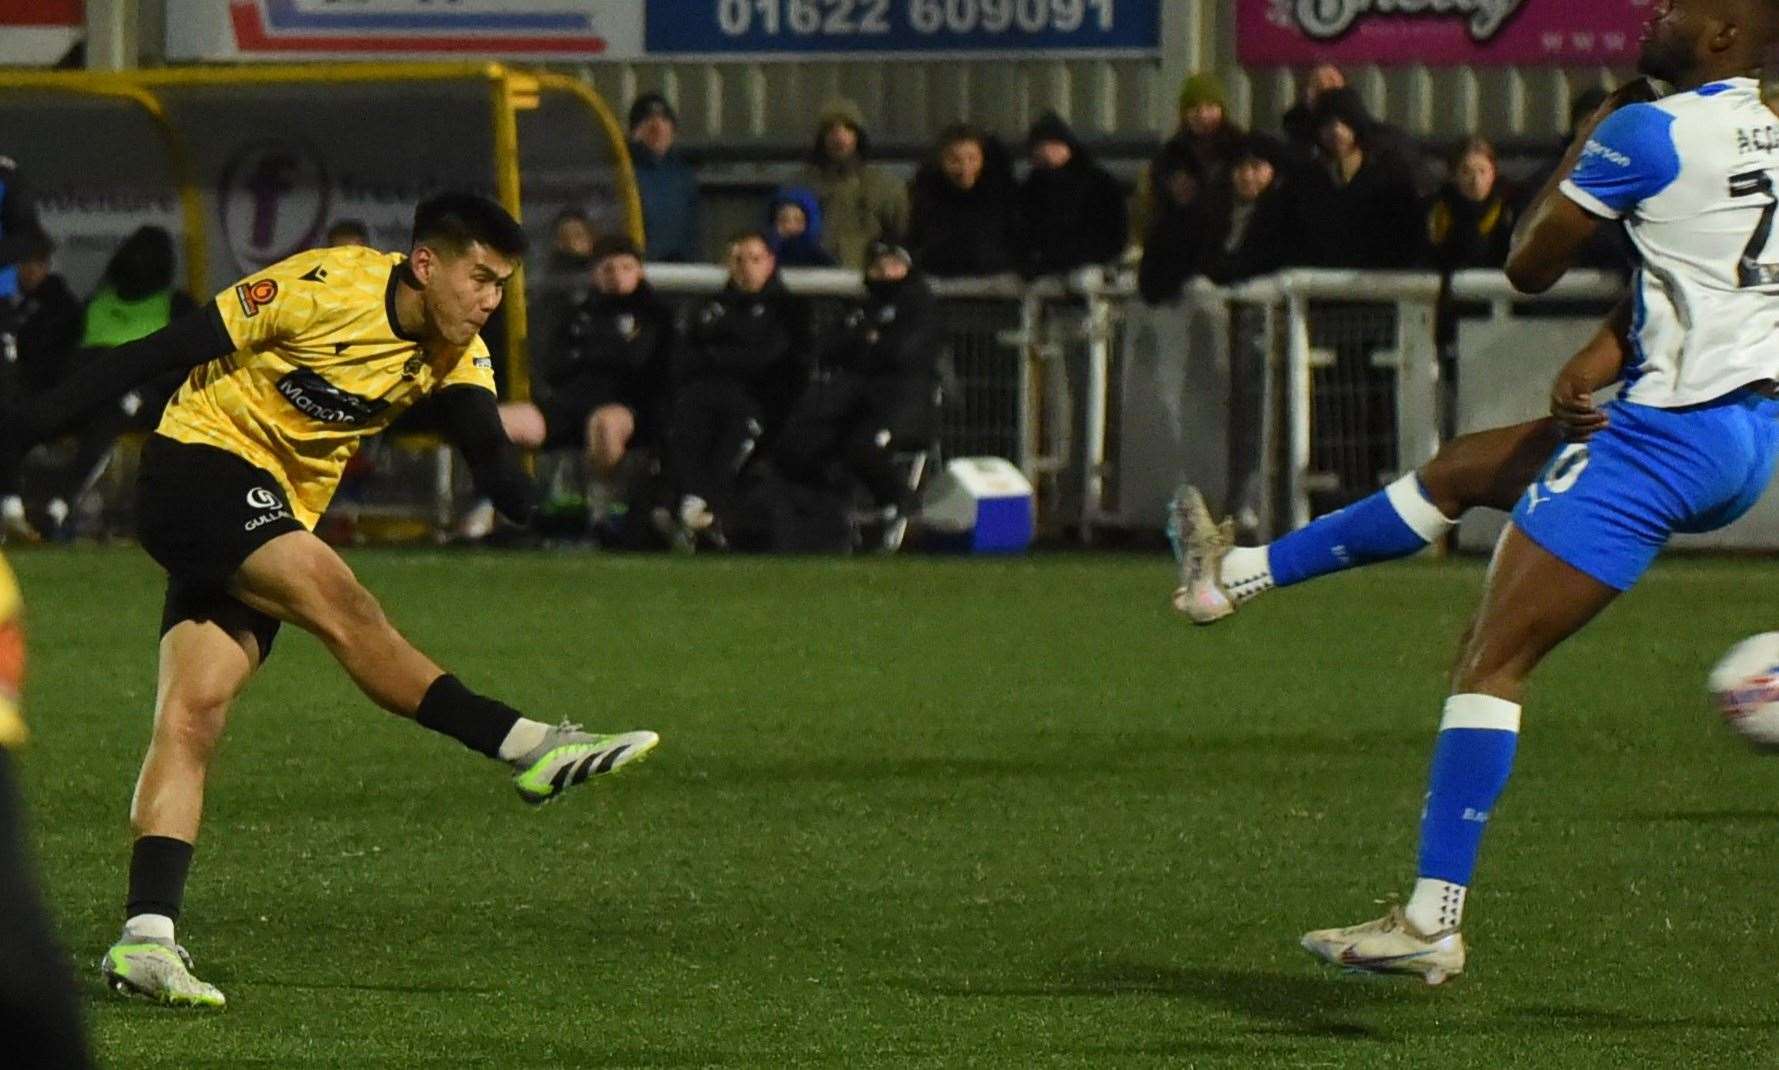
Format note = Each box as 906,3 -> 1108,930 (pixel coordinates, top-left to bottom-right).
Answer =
432,385 -> 541,528
1508,79 -> 1661,293
2,304 -> 234,447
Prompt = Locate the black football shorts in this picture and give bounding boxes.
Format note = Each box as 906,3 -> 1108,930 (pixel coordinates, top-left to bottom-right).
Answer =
136,434 -> 304,659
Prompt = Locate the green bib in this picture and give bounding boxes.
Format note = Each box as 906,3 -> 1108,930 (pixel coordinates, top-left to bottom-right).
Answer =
82,285 -> 173,349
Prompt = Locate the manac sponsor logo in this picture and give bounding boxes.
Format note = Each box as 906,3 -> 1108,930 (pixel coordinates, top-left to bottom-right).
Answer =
275,368 -> 390,424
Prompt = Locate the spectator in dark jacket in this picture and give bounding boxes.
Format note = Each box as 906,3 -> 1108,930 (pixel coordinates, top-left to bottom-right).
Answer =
629,92 -> 701,263
1136,73 -> 1284,244
1289,88 -> 1423,268
29,226 -> 195,541
1202,142 -> 1295,285
500,236 -> 675,501
906,124 -> 1020,278
527,208 -> 598,374
1139,134 -> 1297,302
667,232 -> 809,545
1138,144 -> 1215,304
1016,112 -> 1129,278
1281,63 -> 1347,159
766,186 -> 837,268
775,241 -> 940,549
1424,137 -> 1516,272
0,154 -> 44,542
4,227 -> 81,396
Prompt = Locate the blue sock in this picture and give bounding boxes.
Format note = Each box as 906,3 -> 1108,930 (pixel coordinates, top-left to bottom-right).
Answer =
1416,694 -> 1521,888
1268,474 -> 1454,588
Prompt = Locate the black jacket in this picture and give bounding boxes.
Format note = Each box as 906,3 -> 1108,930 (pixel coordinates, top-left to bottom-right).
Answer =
681,274 -> 810,425
544,280 -> 675,413
1288,152 -> 1423,269
822,272 -> 940,381
1202,185 -> 1295,286
906,141 -> 1020,277
1016,114 -> 1129,277
8,273 -> 82,393
1423,184 -> 1517,272
0,156 -> 40,273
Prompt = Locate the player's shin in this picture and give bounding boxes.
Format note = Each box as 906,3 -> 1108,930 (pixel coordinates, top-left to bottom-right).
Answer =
1406,693 -> 1521,935
1265,473 -> 1457,589
415,673 -> 544,759
124,835 -> 193,940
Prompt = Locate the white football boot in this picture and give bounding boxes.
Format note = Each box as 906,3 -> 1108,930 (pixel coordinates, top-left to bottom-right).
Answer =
1300,905 -> 1466,986
1166,484 -> 1236,624
102,936 -> 227,1008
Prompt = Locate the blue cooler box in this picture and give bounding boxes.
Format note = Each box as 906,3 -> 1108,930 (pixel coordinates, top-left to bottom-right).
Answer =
919,457 -> 1034,554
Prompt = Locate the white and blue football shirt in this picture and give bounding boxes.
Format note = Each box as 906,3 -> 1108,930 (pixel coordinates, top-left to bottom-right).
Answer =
1563,77 -> 1779,407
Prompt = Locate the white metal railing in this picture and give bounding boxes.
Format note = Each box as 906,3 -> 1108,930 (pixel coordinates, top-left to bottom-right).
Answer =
631,264 -> 1628,537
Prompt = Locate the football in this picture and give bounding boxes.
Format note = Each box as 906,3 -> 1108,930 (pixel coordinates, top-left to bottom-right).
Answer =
1708,633 -> 1779,751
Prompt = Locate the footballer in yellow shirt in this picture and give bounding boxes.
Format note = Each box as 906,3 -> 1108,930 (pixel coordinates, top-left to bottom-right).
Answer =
6,193 -> 658,1008
157,243 -> 498,529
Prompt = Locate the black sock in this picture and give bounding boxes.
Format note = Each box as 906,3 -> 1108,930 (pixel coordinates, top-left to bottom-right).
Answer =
125,835 -> 194,923
416,674 -> 522,759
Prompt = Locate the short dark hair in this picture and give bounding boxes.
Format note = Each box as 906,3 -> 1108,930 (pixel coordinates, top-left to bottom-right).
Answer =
590,233 -> 643,264
325,218 -> 370,245
727,229 -> 773,253
411,192 -> 529,259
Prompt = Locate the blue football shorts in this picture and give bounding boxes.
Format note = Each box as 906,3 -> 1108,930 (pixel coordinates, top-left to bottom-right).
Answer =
1512,389 -> 1779,591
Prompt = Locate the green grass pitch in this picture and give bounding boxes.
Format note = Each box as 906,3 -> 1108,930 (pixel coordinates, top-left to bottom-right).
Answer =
9,547 -> 1779,1068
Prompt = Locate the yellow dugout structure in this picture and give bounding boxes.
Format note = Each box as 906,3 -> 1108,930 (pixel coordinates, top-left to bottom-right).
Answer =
0,62 -> 642,401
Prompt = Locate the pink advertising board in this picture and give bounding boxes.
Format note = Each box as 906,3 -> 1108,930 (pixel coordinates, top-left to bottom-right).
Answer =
1236,0 -> 1655,67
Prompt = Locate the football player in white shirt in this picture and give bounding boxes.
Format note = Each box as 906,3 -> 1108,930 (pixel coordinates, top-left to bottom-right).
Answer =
1174,0 -> 1779,983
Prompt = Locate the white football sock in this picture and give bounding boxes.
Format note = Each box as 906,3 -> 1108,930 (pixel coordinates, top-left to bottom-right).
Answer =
123,913 -> 176,942
1219,545 -> 1274,605
1385,473 -> 1459,542
1406,878 -> 1466,935
496,718 -> 553,763
0,496 -> 23,523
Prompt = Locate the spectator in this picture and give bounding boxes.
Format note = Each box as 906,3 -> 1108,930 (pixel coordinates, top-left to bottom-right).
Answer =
776,240 -> 940,551
4,226 -> 80,399
799,99 -> 909,269
906,123 -> 1019,278
629,92 -> 701,263
0,154 -> 43,543
1202,141 -> 1294,285
1281,63 -> 1347,157
1425,136 -> 1516,272
765,186 -> 837,268
1137,143 -> 1214,304
498,235 -> 675,525
1136,73 -> 1281,244
529,207 -> 598,363
32,226 -> 195,541
1289,88 -> 1423,268
1015,111 -> 1129,278
324,219 -> 370,248
666,232 -> 808,547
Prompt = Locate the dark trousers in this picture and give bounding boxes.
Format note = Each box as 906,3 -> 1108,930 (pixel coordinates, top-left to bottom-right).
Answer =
776,375 -> 932,511
668,378 -> 764,515
0,751 -> 93,1069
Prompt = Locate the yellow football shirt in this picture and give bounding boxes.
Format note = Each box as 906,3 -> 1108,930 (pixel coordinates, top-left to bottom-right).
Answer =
155,246 -> 497,528
0,553 -> 25,749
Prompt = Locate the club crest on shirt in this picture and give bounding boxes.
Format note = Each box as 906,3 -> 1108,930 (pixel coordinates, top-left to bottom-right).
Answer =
615,313 -> 637,339
234,278 -> 279,318
402,355 -> 425,381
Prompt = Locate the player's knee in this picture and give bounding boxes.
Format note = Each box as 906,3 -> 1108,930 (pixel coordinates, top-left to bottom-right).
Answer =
155,693 -> 231,760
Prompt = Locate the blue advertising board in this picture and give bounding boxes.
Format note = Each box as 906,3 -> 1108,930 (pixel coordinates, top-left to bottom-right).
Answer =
645,0 -> 1161,58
